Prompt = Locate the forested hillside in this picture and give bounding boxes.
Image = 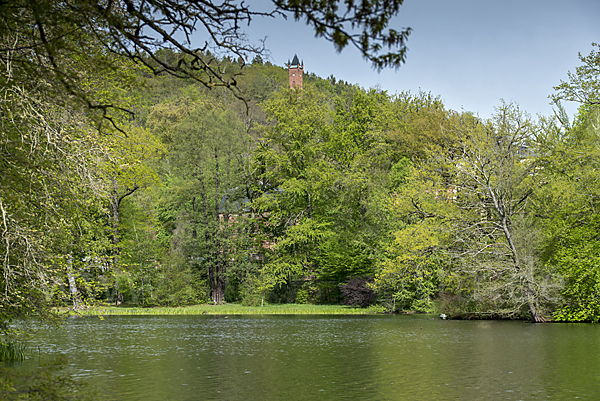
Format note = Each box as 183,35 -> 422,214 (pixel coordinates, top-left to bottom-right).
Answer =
8,49 -> 600,323
1,0 -> 599,327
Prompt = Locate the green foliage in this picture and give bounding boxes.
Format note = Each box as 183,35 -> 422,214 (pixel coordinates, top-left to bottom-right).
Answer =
275,0 -> 411,69
389,157 -> 412,191
551,222 -> 600,322
371,103 -> 559,321
387,91 -> 453,159
536,104 -> 600,321
157,100 -> 252,304
238,62 -> 288,102
241,292 -> 264,307
552,43 -> 600,105
5,7 -> 600,326
252,86 -> 336,286
318,237 -> 374,282
0,82 -> 106,333
372,189 -> 448,313
252,86 -> 398,302
0,341 -> 27,362
295,285 -> 311,304
152,260 -> 209,307
0,0 -> 418,335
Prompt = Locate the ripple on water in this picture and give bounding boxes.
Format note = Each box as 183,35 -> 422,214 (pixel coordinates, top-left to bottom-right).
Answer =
22,315 -> 600,400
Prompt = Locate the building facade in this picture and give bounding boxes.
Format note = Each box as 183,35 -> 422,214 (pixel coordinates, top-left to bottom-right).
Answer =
286,54 -> 303,89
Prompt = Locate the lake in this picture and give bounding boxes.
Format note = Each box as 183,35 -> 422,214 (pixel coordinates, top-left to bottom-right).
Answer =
21,314 -> 600,400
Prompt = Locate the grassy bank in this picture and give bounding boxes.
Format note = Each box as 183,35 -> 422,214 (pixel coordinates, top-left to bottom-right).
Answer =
68,304 -> 383,316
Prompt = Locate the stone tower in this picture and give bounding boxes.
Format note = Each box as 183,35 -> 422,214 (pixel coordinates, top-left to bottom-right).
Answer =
286,54 -> 303,89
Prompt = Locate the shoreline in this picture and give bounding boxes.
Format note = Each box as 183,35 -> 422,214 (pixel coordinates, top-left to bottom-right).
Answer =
63,303 -> 383,316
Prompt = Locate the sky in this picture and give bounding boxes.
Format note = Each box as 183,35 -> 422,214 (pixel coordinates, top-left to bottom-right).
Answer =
237,0 -> 600,120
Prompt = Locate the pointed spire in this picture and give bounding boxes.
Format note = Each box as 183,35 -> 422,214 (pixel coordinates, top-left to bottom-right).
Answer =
291,54 -> 300,66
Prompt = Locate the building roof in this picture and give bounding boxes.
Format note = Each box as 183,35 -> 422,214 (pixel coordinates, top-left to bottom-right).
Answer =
288,54 -> 303,68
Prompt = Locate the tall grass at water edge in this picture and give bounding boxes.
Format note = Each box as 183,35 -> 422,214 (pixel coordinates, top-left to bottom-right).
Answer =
0,341 -> 27,362
69,303 -> 383,316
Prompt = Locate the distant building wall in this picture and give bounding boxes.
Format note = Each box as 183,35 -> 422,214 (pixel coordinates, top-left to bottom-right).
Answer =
287,54 -> 303,89
289,65 -> 303,89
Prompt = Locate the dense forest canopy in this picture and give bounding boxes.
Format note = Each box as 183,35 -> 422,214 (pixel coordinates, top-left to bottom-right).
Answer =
1,0 -> 600,341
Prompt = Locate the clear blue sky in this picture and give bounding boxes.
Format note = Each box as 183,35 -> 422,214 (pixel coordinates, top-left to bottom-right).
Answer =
238,0 -> 599,120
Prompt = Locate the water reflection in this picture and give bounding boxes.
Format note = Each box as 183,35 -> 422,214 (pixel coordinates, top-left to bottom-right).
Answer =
23,315 -> 600,400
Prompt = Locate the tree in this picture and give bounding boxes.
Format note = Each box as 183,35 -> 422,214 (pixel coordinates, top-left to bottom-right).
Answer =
1,0 -> 412,330
0,63 -> 108,333
251,86 -> 404,303
373,213 -> 446,312
552,43 -> 600,106
536,104 -> 600,321
387,91 -> 453,160
538,44 -> 600,321
162,101 -> 250,304
443,104 -> 560,322
272,0 -> 411,69
392,104 -> 558,321
1,0 -> 411,120
252,86 -> 336,299
103,125 -> 164,264
367,92 -> 453,312
317,88 -> 395,299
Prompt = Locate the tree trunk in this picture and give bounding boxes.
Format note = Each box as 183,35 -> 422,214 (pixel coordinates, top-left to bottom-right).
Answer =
110,179 -> 139,268
528,304 -> 546,323
496,203 -> 546,322
197,165 -> 216,303
67,254 -> 80,309
111,180 -> 120,267
214,147 -> 228,303
213,146 -> 223,304
525,286 -> 547,323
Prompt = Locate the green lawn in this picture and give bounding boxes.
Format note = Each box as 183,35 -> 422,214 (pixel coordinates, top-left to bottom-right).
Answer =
69,303 -> 383,316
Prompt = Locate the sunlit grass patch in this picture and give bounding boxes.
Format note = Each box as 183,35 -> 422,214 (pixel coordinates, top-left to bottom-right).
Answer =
71,303 -> 377,316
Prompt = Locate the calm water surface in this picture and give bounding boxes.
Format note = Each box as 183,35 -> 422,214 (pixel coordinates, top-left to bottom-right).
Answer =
23,315 -> 600,400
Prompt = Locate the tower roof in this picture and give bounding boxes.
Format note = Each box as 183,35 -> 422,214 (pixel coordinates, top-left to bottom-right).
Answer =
288,54 -> 303,68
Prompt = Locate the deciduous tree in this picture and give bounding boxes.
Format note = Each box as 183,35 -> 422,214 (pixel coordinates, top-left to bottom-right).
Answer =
536,104 -> 600,321
552,43 -> 600,106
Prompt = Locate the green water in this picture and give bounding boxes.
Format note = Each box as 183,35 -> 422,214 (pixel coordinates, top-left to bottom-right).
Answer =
22,315 -> 600,400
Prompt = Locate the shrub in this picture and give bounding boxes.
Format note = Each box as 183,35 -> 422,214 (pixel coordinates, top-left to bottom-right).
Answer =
340,276 -> 376,308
